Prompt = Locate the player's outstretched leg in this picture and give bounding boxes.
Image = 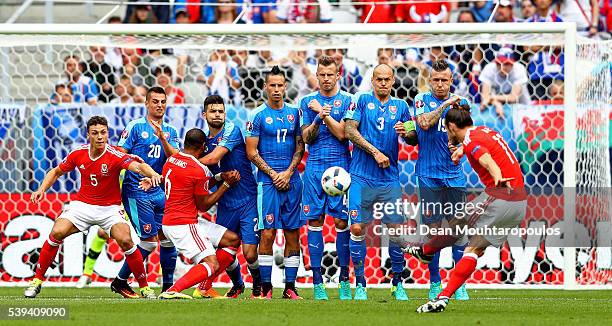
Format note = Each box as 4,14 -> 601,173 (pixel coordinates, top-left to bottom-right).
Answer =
349,225 -> 367,300
25,218 -> 79,298
77,228 -> 108,288
308,224 -> 328,300
389,241 -> 409,301
111,240 -> 157,299
193,247 -> 237,299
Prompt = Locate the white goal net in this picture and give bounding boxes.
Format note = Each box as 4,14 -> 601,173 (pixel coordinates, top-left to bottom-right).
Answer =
0,23 -> 609,288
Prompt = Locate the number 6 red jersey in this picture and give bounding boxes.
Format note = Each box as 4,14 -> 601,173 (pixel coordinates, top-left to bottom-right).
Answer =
162,152 -> 212,226
462,126 -> 526,200
58,144 -> 134,206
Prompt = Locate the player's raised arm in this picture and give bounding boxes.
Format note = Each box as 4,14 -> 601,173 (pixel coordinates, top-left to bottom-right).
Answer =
301,99 -> 327,144
322,104 -> 346,141
31,167 -> 66,204
199,146 -> 229,166
150,120 -> 179,157
126,161 -> 162,187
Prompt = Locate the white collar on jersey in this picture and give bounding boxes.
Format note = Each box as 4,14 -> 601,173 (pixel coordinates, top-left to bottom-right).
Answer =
88,144 -> 109,161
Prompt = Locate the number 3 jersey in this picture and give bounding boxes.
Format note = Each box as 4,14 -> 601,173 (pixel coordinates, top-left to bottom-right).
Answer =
58,144 -> 134,206
118,117 -> 180,196
245,102 -> 302,184
343,91 -> 411,184
413,91 -> 468,180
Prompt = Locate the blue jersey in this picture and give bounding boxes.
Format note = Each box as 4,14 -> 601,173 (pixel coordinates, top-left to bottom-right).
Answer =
414,92 -> 468,181
204,121 -> 257,208
344,91 -> 411,184
300,90 -> 353,171
245,102 -> 301,184
118,117 -> 180,195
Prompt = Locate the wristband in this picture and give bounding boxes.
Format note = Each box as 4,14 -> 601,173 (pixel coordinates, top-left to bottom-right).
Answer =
403,120 -> 416,133
214,173 -> 223,181
313,115 -> 323,125
222,181 -> 231,188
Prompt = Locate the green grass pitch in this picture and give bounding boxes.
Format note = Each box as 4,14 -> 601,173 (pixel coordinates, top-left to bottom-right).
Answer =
1,287 -> 611,325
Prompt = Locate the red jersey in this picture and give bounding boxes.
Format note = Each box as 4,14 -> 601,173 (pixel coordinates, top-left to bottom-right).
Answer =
162,152 -> 212,226
395,1 -> 450,23
58,144 -> 134,206
462,126 -> 526,200
358,0 -> 396,23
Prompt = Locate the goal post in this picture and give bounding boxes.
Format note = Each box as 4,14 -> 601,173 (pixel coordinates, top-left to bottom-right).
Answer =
0,23 -> 609,289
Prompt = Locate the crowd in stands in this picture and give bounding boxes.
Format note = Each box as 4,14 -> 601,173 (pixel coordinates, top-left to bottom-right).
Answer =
50,0 -> 612,120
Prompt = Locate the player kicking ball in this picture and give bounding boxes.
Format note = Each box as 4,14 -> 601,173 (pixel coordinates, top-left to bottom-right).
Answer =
140,128 -> 242,299
25,116 -> 161,299
407,107 -> 527,313
300,55 -> 353,300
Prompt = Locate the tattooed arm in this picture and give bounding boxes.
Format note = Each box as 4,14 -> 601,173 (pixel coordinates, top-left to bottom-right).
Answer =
345,119 -> 390,168
275,136 -> 305,191
245,136 -> 277,178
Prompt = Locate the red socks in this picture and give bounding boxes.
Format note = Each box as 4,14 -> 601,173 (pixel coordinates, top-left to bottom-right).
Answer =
438,254 -> 478,299
423,235 -> 459,255
34,235 -> 62,280
169,262 -> 213,293
124,247 -> 148,288
196,247 -> 238,291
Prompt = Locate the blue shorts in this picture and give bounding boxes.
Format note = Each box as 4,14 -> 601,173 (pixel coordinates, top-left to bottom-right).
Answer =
418,176 -> 467,225
122,189 -> 165,238
301,169 -> 348,221
257,180 -> 303,230
217,200 -> 260,245
347,175 -> 404,225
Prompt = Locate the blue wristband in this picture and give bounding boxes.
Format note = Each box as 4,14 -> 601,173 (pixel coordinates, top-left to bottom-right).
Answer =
314,115 -> 323,125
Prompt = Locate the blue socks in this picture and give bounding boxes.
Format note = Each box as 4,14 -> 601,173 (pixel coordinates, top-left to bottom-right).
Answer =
428,245 -> 466,284
428,251 -> 442,284
159,243 -> 177,290
259,255 -> 273,284
336,228 -> 350,282
284,255 -> 300,285
452,244 -> 466,264
349,234 -> 366,287
307,226 -> 324,285
226,258 -> 244,286
389,243 -> 405,286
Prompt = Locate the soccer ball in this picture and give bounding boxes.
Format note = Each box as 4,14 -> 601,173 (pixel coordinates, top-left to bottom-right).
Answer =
321,166 -> 351,196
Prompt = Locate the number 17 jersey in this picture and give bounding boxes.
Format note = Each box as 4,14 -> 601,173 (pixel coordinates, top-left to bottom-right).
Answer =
245,102 -> 301,184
